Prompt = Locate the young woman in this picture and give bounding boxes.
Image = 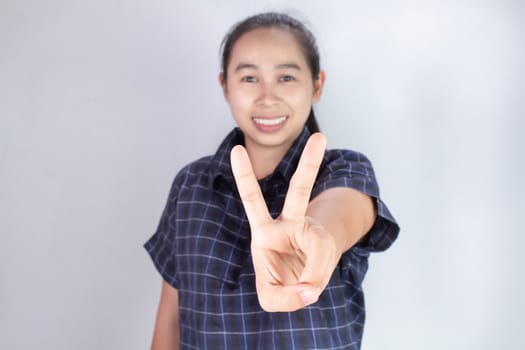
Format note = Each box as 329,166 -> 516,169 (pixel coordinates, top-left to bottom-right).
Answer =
145,12 -> 399,349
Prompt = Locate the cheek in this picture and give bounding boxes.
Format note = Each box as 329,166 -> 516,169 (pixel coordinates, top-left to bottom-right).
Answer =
286,88 -> 315,111
227,90 -> 252,112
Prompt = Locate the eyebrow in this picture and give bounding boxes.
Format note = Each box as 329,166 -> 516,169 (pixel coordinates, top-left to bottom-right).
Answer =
275,63 -> 301,70
234,62 -> 302,72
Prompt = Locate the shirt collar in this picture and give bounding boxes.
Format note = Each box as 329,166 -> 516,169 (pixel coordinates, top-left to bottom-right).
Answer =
209,127 -> 244,187
210,126 -> 312,188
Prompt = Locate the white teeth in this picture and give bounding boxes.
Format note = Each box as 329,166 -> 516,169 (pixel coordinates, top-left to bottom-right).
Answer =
253,116 -> 287,126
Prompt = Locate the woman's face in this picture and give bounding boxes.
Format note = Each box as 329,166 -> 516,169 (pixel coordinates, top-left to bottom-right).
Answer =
221,27 -> 325,153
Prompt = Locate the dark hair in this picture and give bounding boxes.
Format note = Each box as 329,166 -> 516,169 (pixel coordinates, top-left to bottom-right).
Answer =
220,12 -> 321,133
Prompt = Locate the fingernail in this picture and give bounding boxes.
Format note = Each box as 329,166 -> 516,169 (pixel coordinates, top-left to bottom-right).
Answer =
300,289 -> 316,304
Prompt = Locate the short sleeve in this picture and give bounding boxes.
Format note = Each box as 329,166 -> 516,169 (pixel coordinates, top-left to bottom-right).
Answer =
143,173 -> 183,289
311,149 -> 400,257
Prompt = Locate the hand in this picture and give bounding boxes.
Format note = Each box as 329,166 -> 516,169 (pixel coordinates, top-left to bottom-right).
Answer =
230,133 -> 339,312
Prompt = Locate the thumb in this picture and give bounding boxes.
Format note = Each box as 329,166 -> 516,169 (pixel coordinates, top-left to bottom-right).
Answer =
257,283 -> 320,312
298,284 -> 321,306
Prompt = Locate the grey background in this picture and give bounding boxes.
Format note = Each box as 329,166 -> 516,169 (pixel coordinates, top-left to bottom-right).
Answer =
1,0 -> 524,349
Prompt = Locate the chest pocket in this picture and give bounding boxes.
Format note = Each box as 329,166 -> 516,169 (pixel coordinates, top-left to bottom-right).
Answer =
175,201 -> 252,290
202,230 -> 250,287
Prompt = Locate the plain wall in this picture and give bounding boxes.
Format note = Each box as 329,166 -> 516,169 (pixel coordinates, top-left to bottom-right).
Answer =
1,0 -> 524,349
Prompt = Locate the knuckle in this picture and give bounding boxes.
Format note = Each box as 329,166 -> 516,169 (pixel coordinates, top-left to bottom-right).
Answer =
289,178 -> 312,198
240,190 -> 261,203
291,184 -> 311,199
258,299 -> 275,312
257,294 -> 277,312
251,233 -> 267,248
257,292 -> 301,312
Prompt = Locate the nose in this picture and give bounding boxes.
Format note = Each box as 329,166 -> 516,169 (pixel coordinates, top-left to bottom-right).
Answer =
255,81 -> 279,107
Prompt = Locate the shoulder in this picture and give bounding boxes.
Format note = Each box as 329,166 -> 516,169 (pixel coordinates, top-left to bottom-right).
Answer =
167,155 -> 215,199
312,148 -> 379,199
325,148 -> 371,162
176,155 -> 214,182
166,128 -> 241,199
321,148 -> 376,179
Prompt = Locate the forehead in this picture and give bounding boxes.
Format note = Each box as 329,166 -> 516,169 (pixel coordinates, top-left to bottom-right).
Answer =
228,27 -> 307,68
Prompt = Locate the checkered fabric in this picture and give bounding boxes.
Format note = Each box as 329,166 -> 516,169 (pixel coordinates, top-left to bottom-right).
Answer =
145,127 -> 399,349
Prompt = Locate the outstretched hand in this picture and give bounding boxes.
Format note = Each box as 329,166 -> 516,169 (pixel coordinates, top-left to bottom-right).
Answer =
230,133 -> 340,312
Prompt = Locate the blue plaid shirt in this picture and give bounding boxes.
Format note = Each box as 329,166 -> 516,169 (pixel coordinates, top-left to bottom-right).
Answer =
145,127 -> 399,349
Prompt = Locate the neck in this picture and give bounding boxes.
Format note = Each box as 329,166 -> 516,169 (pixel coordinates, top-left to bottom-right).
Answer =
245,141 -> 290,180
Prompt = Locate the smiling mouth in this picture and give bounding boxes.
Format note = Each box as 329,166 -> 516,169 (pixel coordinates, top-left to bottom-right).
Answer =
252,116 -> 288,126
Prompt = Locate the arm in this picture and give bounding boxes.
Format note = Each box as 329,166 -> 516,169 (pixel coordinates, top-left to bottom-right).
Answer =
151,281 -> 180,350
306,187 -> 376,259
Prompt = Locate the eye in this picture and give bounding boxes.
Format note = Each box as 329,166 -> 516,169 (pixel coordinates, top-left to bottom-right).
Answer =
241,76 -> 257,83
279,75 -> 296,82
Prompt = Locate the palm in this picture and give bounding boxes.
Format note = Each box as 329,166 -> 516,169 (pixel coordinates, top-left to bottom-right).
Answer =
252,220 -> 306,286
231,133 -> 337,312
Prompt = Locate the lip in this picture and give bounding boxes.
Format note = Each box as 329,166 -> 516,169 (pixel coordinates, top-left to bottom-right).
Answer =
252,115 -> 288,133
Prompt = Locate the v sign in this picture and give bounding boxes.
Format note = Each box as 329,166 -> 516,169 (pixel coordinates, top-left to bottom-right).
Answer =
231,133 -> 339,312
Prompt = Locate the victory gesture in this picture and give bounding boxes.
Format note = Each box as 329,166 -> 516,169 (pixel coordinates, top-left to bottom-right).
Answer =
231,133 -> 340,312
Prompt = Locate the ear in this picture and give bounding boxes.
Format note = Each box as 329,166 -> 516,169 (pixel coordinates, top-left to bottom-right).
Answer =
219,72 -> 228,99
312,70 -> 326,103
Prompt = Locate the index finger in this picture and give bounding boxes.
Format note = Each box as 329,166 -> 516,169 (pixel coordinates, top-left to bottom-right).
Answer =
230,145 -> 273,229
281,133 -> 327,220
